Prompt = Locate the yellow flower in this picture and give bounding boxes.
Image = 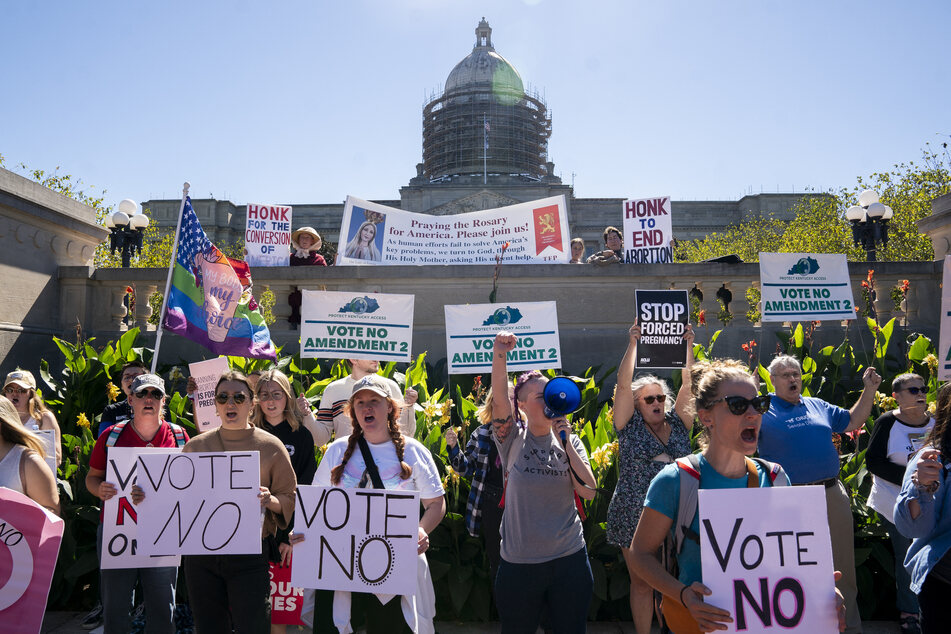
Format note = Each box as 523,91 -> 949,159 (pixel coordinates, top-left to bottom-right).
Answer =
77,413 -> 91,429
924,354 -> 939,373
928,401 -> 937,415
169,366 -> 184,382
106,382 -> 121,403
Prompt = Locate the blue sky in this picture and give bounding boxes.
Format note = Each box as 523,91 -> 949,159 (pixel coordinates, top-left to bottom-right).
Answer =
2,1 -> 949,212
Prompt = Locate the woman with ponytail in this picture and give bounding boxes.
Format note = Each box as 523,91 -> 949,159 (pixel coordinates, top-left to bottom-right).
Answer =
310,374 -> 446,633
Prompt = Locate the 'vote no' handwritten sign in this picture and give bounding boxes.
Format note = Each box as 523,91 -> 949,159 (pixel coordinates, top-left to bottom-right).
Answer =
135,451 -> 263,556
290,485 -> 419,596
699,486 -> 838,634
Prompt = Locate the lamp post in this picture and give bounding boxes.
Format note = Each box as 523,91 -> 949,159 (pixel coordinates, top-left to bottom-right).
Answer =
845,189 -> 893,262
104,199 -> 150,267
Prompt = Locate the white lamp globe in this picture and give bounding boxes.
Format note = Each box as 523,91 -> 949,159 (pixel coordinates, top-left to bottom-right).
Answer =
131,214 -> 150,229
867,202 -> 887,218
111,211 -> 130,227
882,205 -> 894,220
118,199 -> 138,215
857,189 -> 879,207
104,213 -> 115,229
845,205 -> 866,221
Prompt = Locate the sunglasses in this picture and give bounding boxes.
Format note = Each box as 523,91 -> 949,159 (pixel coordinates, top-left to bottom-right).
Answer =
134,389 -> 164,400
3,386 -> 28,395
900,386 -> 926,395
642,394 -> 667,405
709,394 -> 771,415
215,392 -> 249,405
257,390 -> 286,402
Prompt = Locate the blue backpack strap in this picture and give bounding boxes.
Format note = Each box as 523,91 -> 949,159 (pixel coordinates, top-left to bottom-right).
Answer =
169,423 -> 187,448
105,421 -> 128,448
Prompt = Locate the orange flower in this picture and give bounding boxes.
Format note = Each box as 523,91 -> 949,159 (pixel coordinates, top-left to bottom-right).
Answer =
698,310 -> 706,326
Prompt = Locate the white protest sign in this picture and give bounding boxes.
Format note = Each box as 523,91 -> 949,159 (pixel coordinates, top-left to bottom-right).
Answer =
300,290 -> 414,362
101,447 -> 181,569
759,253 -> 855,322
245,203 -> 292,267
290,485 -> 419,596
622,196 -> 674,264
939,256 -> 951,380
444,302 -> 561,374
337,195 -> 570,265
188,357 -> 230,432
634,290 -> 689,369
699,486 -> 838,634
135,451 -> 263,556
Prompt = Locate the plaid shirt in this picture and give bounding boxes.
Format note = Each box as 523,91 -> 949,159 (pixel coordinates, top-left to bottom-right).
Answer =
448,423 -> 501,537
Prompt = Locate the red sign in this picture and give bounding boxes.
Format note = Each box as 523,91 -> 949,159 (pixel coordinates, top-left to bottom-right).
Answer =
532,204 -> 563,255
0,488 -> 64,634
269,561 -> 304,625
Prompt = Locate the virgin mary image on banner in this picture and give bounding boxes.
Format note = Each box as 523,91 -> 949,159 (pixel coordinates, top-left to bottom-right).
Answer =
343,208 -> 385,262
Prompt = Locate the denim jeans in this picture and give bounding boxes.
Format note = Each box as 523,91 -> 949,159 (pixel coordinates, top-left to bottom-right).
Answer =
495,546 -> 593,634
881,516 -> 920,614
96,524 -> 177,634
184,552 -> 270,634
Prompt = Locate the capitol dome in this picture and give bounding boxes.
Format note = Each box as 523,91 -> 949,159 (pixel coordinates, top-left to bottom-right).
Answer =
422,19 -> 551,181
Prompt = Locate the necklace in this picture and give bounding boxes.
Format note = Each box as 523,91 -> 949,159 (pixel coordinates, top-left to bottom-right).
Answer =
130,422 -> 158,447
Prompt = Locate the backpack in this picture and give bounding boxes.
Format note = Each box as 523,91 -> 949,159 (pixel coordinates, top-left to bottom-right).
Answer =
660,453 -> 787,634
106,420 -> 187,448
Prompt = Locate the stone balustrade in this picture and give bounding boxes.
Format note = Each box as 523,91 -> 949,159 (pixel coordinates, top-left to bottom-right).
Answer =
58,261 -> 942,375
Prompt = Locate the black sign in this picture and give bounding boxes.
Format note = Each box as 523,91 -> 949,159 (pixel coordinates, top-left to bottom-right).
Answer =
634,290 -> 689,369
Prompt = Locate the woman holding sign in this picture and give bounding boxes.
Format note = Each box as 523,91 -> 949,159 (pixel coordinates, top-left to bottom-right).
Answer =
895,382 -> 951,634
607,321 -> 694,634
309,374 -> 446,633
630,359 -> 793,633
176,371 -> 297,634
490,331 -> 597,634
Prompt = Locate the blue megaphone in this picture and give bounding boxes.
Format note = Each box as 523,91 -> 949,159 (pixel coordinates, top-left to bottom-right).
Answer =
543,377 -> 583,445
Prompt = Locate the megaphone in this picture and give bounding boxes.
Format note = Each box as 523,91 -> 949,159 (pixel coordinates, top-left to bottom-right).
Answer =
543,377 -> 582,445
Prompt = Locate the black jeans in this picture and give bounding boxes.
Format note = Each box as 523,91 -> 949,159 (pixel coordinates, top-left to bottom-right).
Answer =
184,553 -> 270,634
495,546 -> 593,634
919,572 -> 951,634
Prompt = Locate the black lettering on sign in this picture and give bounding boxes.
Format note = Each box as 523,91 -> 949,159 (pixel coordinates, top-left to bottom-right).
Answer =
319,534 -> 355,580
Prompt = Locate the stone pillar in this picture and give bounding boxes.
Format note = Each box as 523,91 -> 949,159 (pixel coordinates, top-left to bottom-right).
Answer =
919,192 -> 951,259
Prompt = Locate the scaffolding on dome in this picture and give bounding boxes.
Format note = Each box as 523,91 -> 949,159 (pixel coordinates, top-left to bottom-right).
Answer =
422,85 -> 552,181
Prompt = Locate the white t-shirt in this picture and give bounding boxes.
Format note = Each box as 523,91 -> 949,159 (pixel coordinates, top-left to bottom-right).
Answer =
868,417 -> 934,522
315,436 -> 444,499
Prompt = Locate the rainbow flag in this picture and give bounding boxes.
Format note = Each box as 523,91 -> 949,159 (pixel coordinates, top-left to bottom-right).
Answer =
162,197 -> 276,359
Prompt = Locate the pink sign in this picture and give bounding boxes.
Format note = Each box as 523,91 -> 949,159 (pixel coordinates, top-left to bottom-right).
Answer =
269,561 -> 304,625
0,487 -> 65,634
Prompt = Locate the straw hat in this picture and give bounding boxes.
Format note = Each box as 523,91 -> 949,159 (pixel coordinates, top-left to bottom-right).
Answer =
291,227 -> 322,250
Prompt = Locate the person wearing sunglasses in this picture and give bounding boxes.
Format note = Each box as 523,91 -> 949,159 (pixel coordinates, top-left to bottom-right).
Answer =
607,321 -> 694,634
3,369 -> 61,466
86,373 -> 189,633
630,359 -> 801,633
867,373 -> 933,634
758,354 -> 881,634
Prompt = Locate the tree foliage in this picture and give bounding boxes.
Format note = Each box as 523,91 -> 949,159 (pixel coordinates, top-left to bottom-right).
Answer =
676,145 -> 951,262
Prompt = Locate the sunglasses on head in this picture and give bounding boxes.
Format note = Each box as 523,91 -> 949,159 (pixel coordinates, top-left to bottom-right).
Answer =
215,392 -> 249,405
642,394 -> 667,405
901,386 -> 926,395
134,389 -> 164,400
709,394 -> 771,415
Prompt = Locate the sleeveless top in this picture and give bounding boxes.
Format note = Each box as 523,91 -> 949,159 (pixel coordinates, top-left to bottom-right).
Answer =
0,445 -> 27,494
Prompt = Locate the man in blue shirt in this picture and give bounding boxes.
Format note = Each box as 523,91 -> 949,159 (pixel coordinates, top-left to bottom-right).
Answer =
759,354 -> 880,634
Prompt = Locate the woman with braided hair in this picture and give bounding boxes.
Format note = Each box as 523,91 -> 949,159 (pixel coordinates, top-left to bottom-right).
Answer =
309,374 -> 446,633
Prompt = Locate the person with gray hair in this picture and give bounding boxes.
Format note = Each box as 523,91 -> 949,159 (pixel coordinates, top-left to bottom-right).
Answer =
758,354 -> 881,634
607,320 -> 694,634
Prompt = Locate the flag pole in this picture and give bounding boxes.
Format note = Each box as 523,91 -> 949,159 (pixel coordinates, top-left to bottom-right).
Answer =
483,114 -> 487,185
151,182 -> 191,373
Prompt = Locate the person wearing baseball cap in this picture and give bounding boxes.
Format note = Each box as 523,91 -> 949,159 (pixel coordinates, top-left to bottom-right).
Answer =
3,369 -> 61,466
86,372 -> 189,633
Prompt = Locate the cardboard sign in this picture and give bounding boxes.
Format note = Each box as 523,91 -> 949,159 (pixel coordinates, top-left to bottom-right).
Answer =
188,357 -> 230,432
444,302 -> 562,374
269,562 -> 305,625
759,253 -> 855,322
135,451 -> 263,556
622,196 -> 674,264
300,290 -> 414,362
0,487 -> 65,634
245,203 -> 292,267
939,256 -> 951,380
634,290 -> 689,369
336,195 -> 570,265
290,485 -> 419,595
101,447 -> 182,569
698,486 -> 838,634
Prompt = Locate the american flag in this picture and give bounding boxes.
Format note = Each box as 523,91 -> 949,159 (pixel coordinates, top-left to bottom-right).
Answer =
176,197 -> 213,271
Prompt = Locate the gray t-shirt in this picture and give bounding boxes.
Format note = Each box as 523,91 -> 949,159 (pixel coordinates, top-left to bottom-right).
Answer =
496,425 -> 589,564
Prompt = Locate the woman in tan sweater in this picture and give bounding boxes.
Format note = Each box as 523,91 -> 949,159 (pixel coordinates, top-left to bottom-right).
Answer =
183,370 -> 297,634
